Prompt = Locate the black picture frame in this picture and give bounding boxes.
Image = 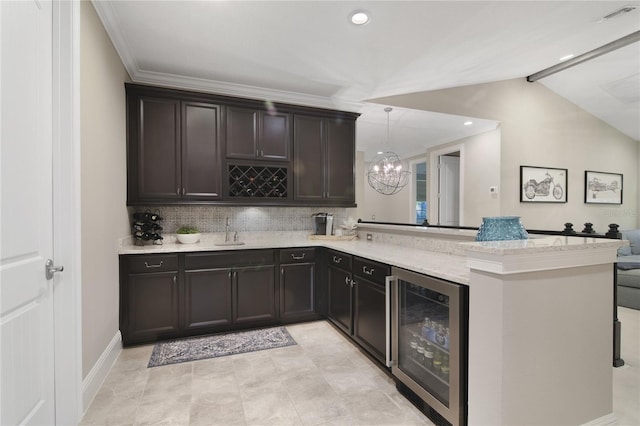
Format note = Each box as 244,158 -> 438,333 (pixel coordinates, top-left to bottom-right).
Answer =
584,170 -> 623,205
520,166 -> 567,203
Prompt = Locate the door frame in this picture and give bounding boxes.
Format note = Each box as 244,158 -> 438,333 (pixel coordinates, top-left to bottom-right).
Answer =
52,1 -> 82,423
408,157 -> 427,224
428,143 -> 464,226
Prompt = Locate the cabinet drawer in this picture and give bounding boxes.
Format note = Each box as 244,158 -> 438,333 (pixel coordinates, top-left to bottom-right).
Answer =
279,248 -> 315,264
353,257 -> 390,285
126,254 -> 178,273
327,250 -> 352,271
185,249 -> 274,270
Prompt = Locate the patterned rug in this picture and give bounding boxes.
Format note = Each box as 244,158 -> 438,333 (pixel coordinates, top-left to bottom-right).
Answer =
147,326 -> 296,367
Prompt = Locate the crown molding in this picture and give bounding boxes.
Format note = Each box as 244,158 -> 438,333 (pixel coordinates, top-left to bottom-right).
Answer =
91,1 -> 140,78
129,69 -> 364,112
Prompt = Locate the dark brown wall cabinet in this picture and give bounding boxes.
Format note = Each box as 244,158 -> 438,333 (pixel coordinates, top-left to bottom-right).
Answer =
293,115 -> 356,205
279,248 -> 317,321
226,106 -> 290,161
127,86 -> 222,205
325,250 -> 390,365
126,83 -> 358,206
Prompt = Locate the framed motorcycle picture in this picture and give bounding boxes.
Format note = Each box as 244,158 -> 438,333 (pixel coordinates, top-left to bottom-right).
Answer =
585,170 -> 623,204
520,165 -> 568,203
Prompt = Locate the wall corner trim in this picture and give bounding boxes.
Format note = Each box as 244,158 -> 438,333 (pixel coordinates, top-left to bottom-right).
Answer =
82,330 -> 123,415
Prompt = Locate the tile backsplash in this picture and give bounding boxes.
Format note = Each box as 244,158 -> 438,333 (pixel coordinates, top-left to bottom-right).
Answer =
128,206 -> 352,234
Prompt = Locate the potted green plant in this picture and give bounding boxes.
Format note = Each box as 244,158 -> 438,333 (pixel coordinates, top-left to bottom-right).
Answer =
176,226 -> 201,244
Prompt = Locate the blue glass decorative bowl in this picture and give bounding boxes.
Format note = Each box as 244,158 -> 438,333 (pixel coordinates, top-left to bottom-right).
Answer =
476,216 -> 528,241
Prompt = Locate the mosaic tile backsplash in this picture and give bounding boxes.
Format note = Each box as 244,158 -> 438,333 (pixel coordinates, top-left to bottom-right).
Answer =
128,206 -> 351,234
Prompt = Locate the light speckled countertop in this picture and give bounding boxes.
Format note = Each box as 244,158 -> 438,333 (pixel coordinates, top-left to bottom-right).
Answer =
119,230 -> 624,285
119,231 -> 471,284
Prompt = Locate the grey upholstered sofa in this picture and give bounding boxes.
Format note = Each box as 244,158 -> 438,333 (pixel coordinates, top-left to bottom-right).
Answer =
617,229 -> 640,310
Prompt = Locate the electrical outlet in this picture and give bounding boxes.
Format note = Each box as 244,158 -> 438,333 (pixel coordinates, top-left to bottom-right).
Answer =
490,186 -> 498,194
366,233 -> 373,241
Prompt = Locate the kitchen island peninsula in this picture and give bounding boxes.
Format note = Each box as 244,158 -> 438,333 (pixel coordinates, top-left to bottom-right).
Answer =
119,227 -> 621,426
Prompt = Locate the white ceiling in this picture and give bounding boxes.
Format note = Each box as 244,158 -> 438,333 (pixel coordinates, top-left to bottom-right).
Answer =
93,1 -> 640,160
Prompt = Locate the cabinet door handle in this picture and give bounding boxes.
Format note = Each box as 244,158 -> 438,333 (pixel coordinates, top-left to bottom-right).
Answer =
333,256 -> 342,264
281,267 -> 284,275
182,187 -> 186,195
350,279 -> 356,287
173,276 -> 176,284
256,149 -> 260,157
260,149 -> 264,157
291,253 -> 306,260
228,271 -> 232,279
144,261 -> 163,268
362,266 -> 375,276
344,276 -> 350,285
233,271 -> 237,278
176,187 -> 180,195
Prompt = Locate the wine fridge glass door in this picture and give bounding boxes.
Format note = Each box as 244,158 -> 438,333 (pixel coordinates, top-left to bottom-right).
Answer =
391,267 -> 467,426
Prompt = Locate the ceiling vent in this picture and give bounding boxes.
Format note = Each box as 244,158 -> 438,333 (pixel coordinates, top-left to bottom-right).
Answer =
601,73 -> 640,104
597,5 -> 637,22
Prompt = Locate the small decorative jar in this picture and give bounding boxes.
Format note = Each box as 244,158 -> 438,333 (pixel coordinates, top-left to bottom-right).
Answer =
476,216 -> 528,242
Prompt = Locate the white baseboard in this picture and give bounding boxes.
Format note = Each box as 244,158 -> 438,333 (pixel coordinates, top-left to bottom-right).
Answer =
82,330 -> 122,414
582,413 -> 617,426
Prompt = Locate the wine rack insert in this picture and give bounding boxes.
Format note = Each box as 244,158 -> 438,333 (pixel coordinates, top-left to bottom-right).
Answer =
228,164 -> 288,198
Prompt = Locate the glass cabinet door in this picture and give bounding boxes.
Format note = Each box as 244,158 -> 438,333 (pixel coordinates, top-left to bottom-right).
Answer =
397,279 -> 452,405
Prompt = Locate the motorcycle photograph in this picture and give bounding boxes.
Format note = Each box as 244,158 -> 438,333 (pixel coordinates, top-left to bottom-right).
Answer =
523,172 -> 564,200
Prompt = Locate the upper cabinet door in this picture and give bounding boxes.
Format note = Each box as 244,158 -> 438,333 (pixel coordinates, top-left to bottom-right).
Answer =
226,106 -> 290,161
325,118 -> 355,202
134,96 -> 181,201
293,115 -> 325,201
260,112 -> 290,161
225,106 -> 258,160
182,101 -> 222,200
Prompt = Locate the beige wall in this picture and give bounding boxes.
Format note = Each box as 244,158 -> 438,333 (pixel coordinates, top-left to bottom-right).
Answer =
374,78 -> 639,231
358,153 -> 423,224
81,2 -> 131,378
427,129 -> 501,226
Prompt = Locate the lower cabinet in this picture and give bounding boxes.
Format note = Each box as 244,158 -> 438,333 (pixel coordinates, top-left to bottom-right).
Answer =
184,268 -> 232,332
279,248 -> 318,321
120,254 -> 181,345
234,265 -> 276,324
120,250 -> 278,346
325,250 -> 390,365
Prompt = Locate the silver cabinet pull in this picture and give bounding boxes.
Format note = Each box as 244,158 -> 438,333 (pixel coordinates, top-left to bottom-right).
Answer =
344,276 -> 350,285
350,279 -> 356,287
281,268 -> 284,275
177,187 -> 180,195
291,253 -> 306,260
144,261 -> 163,268
228,271 -> 232,279
45,259 -> 64,280
173,276 -> 177,284
333,256 -> 342,264
363,266 -> 375,276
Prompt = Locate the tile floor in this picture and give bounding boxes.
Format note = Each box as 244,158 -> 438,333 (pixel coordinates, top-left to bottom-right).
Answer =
82,308 -> 640,426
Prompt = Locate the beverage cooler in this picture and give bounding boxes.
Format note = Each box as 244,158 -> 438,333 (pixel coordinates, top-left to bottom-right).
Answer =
388,267 -> 468,426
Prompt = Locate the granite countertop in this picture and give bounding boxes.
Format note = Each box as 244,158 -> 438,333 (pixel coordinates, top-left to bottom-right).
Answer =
119,231 -> 471,285
119,230 -> 624,285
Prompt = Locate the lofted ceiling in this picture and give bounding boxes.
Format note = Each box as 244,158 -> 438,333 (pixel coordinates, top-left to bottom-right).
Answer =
93,1 -> 640,160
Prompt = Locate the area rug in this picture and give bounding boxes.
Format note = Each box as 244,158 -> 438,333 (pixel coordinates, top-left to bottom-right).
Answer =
148,326 -> 296,367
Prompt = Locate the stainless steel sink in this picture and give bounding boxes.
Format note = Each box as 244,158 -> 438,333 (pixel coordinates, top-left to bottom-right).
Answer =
214,241 -> 245,246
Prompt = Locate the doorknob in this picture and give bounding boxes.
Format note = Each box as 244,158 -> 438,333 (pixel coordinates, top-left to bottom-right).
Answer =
45,259 -> 64,280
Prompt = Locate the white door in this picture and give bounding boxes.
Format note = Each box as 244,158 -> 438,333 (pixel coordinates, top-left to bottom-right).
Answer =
1,1 -> 57,425
438,155 -> 460,226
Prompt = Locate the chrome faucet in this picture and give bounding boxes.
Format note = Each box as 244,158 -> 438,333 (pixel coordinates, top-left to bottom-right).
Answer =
225,217 -> 231,242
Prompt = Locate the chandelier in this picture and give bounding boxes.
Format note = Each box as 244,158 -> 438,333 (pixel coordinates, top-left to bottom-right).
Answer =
366,107 -> 410,195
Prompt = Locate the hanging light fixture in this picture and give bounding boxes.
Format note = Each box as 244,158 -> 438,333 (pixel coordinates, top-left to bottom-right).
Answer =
367,107 -> 410,195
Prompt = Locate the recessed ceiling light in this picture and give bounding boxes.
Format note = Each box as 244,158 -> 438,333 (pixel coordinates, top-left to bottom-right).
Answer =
559,54 -> 575,62
463,121 -> 473,126
350,10 -> 370,26
377,151 -> 384,155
